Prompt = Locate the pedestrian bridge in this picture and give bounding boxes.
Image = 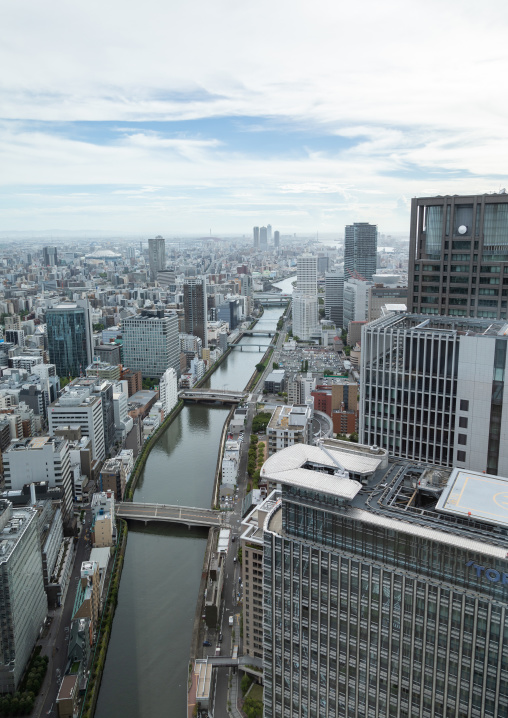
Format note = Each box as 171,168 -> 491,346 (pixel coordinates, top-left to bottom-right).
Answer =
180,389 -> 247,404
117,502 -> 223,528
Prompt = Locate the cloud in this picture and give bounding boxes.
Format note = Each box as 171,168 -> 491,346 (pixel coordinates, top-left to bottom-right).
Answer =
0,0 -> 507,231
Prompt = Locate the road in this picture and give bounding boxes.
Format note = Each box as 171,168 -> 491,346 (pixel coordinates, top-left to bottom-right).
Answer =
35,505 -> 92,718
117,501 -> 222,527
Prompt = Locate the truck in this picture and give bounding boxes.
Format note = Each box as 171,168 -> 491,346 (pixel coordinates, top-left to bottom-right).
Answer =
229,615 -> 234,627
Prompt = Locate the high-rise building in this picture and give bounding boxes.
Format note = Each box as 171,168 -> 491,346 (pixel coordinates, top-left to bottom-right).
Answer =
0,500 -> 48,693
325,272 -> 344,328
360,312 -> 508,473
260,227 -> 268,250
42,246 -> 58,266
46,300 -> 93,378
273,230 -> 280,249
260,440 -> 508,718
69,378 -> 116,457
49,388 -> 106,464
343,277 -> 370,326
122,311 -> 179,379
148,236 -> 166,280
159,367 -> 178,416
292,293 -> 318,341
267,224 -> 272,243
409,193 -> 508,319
253,226 -> 260,248
297,253 -> 318,294
344,222 -> 377,281
183,277 -> 208,348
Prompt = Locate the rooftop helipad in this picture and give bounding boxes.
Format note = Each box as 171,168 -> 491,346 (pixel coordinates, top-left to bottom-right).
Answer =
436,468 -> 508,528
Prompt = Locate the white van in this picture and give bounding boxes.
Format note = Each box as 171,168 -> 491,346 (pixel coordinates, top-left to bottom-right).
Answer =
229,615 -> 234,627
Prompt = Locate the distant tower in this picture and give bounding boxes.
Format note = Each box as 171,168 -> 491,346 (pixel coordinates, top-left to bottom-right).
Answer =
148,236 -> 166,280
253,226 -> 260,248
267,224 -> 272,243
260,227 -> 268,250
183,276 -> 208,348
43,246 -> 58,266
273,230 -> 280,249
344,222 -> 377,281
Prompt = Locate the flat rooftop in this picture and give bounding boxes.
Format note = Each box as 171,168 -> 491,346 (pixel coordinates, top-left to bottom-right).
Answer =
436,468 -> 508,529
369,312 -> 508,337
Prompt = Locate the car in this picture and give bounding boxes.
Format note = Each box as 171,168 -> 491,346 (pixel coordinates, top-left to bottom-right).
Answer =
218,633 -> 223,643
232,535 -> 236,542
203,640 -> 212,647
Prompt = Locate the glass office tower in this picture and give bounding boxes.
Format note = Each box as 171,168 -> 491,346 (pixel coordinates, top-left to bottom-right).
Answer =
261,441 -> 508,718
46,300 -> 93,378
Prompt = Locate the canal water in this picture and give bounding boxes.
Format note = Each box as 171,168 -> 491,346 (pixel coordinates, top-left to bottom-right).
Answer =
95,278 -> 294,718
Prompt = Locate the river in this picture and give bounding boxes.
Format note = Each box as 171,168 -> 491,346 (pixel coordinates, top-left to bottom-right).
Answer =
95,276 -> 294,718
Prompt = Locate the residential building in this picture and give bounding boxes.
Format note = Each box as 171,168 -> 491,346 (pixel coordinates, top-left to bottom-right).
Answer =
159,367 -> 178,416
292,293 -> 319,341
46,300 -> 93,378
0,500 -> 48,693
344,221 -> 378,280
297,253 -> 318,295
148,236 -> 165,280
99,456 -> 129,500
266,405 -> 312,456
360,312 -> 508,473
273,230 -> 280,249
91,491 -> 115,547
260,227 -> 268,249
2,436 -> 73,520
48,388 -> 105,463
69,378 -> 115,457
253,226 -> 260,248
72,560 -> 100,644
325,272 -> 344,328
221,440 -> 240,486
261,440 -> 508,718
217,298 -> 241,331
408,192 -> 508,319
183,277 -> 208,348
122,310 -> 179,378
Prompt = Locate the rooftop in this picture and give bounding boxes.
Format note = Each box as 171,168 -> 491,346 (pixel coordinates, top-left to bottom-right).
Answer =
368,312 -> 508,337
436,468 -> 508,529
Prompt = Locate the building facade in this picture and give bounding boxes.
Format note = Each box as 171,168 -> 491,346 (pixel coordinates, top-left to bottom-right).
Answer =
46,300 -> 93,378
183,277 -> 208,348
0,501 -> 48,693
344,222 -> 378,281
122,311 -> 179,379
261,441 -> 508,718
360,313 -> 508,474
325,272 -> 344,328
408,193 -> 508,319
148,236 -> 165,280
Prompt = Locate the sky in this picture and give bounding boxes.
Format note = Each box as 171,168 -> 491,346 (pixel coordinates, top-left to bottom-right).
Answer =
1,0 -> 508,236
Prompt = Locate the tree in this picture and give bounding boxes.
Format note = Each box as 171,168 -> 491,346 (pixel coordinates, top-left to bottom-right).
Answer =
255,363 -> 265,372
241,674 -> 253,695
272,362 -> 279,369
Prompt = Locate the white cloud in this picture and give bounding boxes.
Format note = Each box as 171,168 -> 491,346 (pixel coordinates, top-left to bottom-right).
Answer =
0,0 -> 507,231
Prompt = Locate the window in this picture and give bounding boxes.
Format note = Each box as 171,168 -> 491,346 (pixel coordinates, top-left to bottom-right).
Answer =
460,400 -> 469,411
458,434 -> 467,445
459,416 -> 468,428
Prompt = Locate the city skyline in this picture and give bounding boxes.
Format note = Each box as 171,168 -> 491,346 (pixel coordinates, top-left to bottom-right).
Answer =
1,1 -> 507,233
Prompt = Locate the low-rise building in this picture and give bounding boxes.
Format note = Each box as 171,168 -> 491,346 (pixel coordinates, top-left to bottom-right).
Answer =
266,404 -> 312,456
264,369 -> 285,394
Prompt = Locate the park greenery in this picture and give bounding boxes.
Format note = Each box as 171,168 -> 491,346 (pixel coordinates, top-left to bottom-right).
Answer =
252,412 -> 271,433
0,650 -> 48,715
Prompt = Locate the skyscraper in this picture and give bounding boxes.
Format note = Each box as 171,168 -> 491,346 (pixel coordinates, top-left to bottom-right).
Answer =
46,299 -> 93,378
253,226 -> 260,248
122,310 -> 179,378
267,224 -> 272,243
408,193 -> 508,320
260,440 -> 508,718
0,500 -> 47,693
148,236 -> 165,280
360,312 -> 508,473
273,230 -> 280,249
183,276 -> 208,348
42,246 -> 58,266
325,271 -> 344,327
344,222 -> 377,281
260,227 -> 268,250
293,253 -> 319,340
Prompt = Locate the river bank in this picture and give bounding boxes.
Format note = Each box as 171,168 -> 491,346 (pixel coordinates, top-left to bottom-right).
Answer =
94,284 -> 295,718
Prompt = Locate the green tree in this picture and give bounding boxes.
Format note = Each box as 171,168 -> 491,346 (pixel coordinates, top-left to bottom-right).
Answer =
93,322 -> 105,332
241,674 -> 253,695
272,362 -> 279,369
255,363 -> 265,372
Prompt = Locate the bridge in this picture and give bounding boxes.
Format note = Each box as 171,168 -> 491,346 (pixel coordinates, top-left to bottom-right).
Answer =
230,343 -> 272,352
254,292 -> 292,306
241,329 -> 275,336
179,389 -> 247,403
117,502 -> 224,528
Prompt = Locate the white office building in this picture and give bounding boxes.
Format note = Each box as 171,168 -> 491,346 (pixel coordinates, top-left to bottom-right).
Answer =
2,436 -> 73,520
292,292 -> 319,341
343,277 -> 370,326
297,253 -> 318,295
48,389 -> 105,462
159,367 -> 178,417
0,500 -> 47,693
